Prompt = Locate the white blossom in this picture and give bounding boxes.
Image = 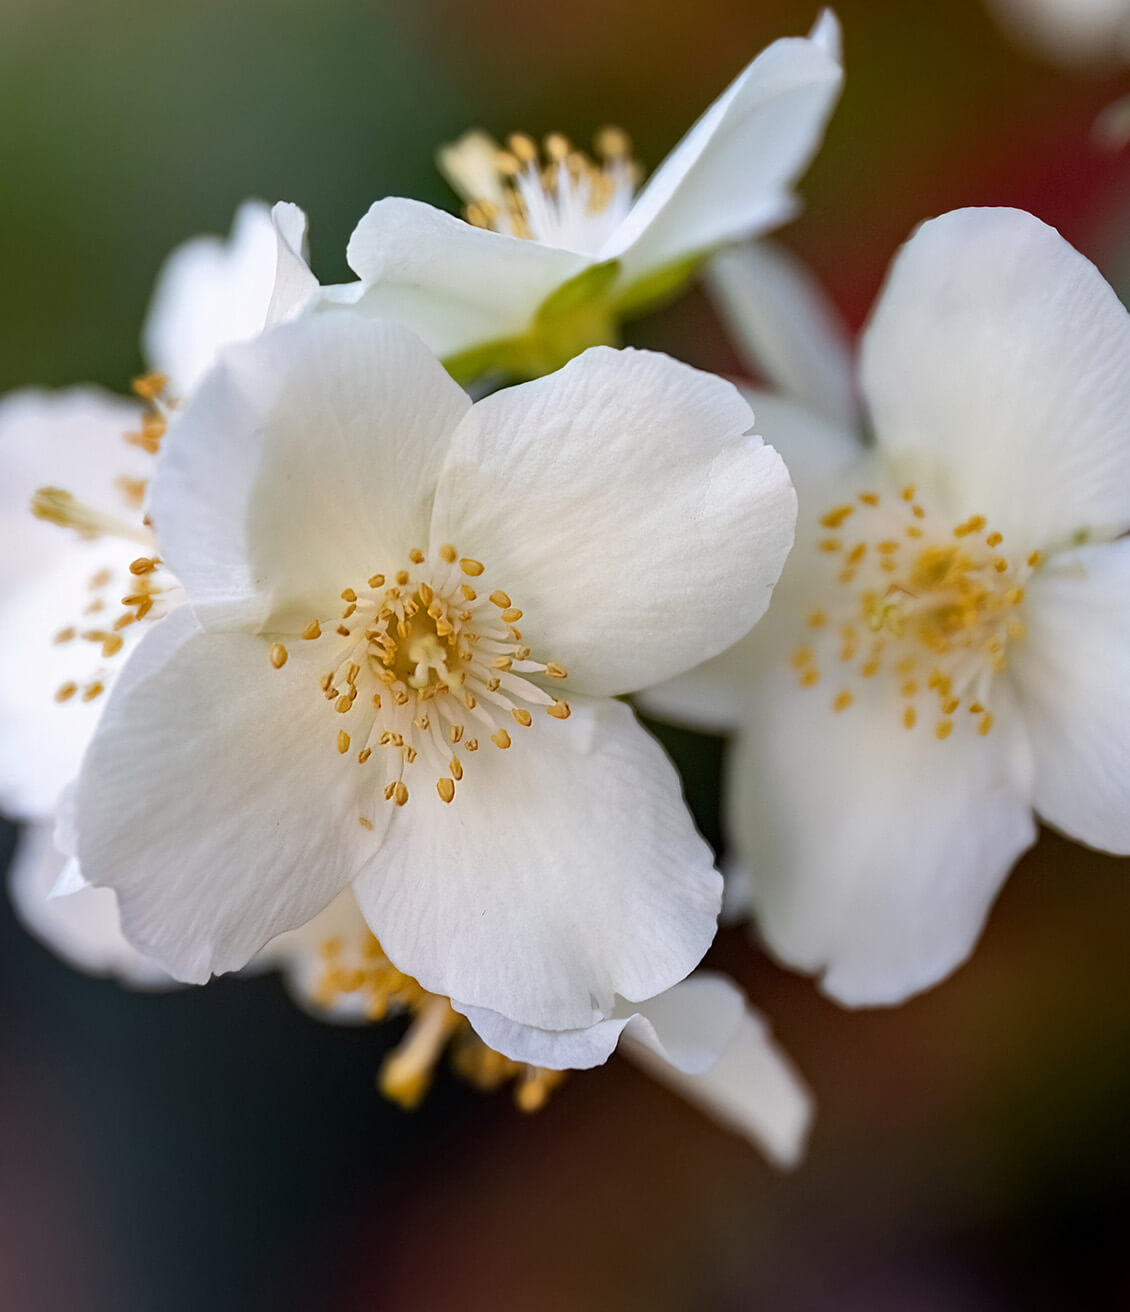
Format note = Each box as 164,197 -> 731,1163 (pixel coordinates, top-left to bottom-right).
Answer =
70,314 -> 796,1031
322,12 -> 842,381
646,208 -> 1130,1005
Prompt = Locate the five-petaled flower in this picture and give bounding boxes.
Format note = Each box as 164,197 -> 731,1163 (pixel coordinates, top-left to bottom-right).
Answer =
323,12 -> 842,383
646,207 -> 1130,1005
71,314 -> 796,1031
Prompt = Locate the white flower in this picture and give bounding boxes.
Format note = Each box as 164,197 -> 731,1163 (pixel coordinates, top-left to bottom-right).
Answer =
266,889 -> 813,1165
71,313 -> 796,1031
646,208 -> 1130,1006
987,0 -> 1130,65
0,200 -> 313,965
324,12 -> 842,381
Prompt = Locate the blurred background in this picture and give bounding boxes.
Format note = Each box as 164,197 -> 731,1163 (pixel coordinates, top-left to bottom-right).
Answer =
2,0 -> 1130,1307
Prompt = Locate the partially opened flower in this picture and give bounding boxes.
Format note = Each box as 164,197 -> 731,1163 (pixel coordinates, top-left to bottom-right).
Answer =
0,199 -> 314,964
326,12 -> 842,382
71,314 -> 795,1031
646,208 -> 1130,1005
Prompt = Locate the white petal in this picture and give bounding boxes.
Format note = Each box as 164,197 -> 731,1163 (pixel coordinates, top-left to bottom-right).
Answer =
74,608 -> 384,982
339,197 -> 590,357
861,208 -> 1130,551
731,667 -> 1037,1006
0,387 -> 145,593
621,989 -> 814,1167
8,821 -> 174,987
604,15 -> 843,280
265,201 -> 320,326
0,539 -> 148,818
353,696 -> 722,1031
638,393 -> 860,732
150,314 -> 471,632
1011,539 -> 1130,852
707,241 -> 857,427
432,347 -> 796,697
454,970 -> 743,1070
142,200 -> 285,395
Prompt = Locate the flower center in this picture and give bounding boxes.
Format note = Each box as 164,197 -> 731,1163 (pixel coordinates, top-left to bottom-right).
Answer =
439,128 -> 640,254
269,542 -> 570,814
792,486 -> 1043,738
313,929 -> 566,1112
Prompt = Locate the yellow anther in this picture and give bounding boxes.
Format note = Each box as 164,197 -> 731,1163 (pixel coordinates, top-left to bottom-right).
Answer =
1027,551 -> 1042,568
833,690 -> 853,712
491,729 -> 512,750
986,531 -> 1003,547
901,484 -> 916,502
460,558 -> 485,577
269,642 -> 288,669
396,570 -> 410,586
547,700 -> 571,719
129,556 -> 159,575
82,682 -> 104,702
501,607 -> 523,623
819,538 -> 842,554
544,663 -> 568,679
358,749 -> 372,764
359,816 -> 374,830
368,574 -> 385,589
450,757 -> 464,780
409,548 -> 425,564
341,588 -> 357,602
512,708 -> 532,727
808,610 -> 827,629
489,590 -> 511,608
979,713 -> 994,736
460,584 -> 477,601
55,682 -> 78,703
302,620 -> 322,640
878,540 -> 899,554
439,544 -> 457,563
791,647 -> 814,669
337,731 -> 351,754
393,782 -> 409,806
819,505 -> 854,529
800,668 -> 820,687
935,720 -> 953,740
903,706 -> 917,729
131,372 -> 168,400
858,492 -> 879,506
437,777 -> 456,803
450,725 -> 464,744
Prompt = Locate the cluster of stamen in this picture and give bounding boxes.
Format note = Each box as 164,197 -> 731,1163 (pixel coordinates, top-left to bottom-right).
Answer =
792,486 -> 1042,738
314,931 -> 565,1113
36,374 -> 175,707
448,128 -> 640,251
269,543 -> 569,816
